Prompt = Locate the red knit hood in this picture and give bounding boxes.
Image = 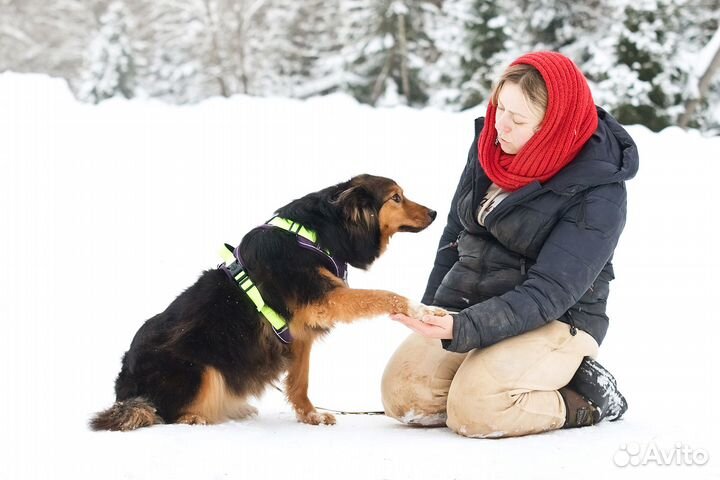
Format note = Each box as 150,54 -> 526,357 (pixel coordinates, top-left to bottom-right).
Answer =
478,51 -> 598,191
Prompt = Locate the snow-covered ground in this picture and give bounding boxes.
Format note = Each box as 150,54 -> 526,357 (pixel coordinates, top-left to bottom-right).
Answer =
1,73 -> 718,479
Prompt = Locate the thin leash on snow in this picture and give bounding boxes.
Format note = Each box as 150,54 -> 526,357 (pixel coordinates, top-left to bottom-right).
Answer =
316,406 -> 385,416
270,383 -> 385,416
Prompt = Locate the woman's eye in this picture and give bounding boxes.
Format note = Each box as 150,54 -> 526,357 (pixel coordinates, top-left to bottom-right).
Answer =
392,194 -> 402,203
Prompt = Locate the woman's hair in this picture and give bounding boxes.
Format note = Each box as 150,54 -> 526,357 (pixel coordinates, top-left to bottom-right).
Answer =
490,64 -> 548,121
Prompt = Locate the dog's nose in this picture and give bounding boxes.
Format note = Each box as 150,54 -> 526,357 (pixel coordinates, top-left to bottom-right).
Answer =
428,210 -> 437,221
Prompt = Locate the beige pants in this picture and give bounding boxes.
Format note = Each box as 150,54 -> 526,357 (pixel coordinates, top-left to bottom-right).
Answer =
381,320 -> 599,438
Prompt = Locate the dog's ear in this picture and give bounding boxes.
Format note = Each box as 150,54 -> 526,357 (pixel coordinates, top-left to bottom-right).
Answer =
332,185 -> 377,229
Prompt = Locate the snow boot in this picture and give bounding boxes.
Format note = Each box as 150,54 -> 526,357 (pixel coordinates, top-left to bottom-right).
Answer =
559,386 -> 599,427
560,357 -> 628,428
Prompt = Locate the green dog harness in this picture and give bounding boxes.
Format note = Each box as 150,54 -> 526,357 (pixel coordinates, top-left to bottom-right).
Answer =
219,216 -> 348,344
219,243 -> 291,343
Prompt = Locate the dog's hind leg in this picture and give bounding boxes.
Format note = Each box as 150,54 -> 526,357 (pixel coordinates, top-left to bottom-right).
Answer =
176,413 -> 209,425
179,366 -> 254,425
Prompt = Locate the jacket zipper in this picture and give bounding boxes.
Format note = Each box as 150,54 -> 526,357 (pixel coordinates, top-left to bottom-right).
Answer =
576,191 -> 589,229
438,239 -> 459,252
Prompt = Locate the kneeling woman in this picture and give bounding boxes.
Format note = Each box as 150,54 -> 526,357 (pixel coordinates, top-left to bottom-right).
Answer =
383,51 -> 637,438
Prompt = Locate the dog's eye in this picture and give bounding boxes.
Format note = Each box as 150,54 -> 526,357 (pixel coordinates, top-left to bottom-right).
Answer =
392,193 -> 402,203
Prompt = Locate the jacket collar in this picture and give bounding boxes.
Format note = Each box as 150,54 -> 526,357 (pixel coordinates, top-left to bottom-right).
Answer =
474,107 -> 639,195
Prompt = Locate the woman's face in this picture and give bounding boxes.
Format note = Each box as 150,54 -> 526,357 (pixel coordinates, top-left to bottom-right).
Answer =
494,82 -> 545,154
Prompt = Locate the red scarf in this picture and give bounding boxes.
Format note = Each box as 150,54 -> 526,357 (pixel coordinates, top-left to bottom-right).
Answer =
478,51 -> 598,191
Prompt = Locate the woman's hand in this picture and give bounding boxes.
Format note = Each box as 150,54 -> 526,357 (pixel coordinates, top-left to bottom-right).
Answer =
391,313 -> 454,339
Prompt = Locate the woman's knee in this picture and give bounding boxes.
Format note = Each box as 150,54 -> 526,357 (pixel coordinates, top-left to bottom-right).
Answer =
446,385 -> 512,438
381,334 -> 464,426
444,353 -> 520,438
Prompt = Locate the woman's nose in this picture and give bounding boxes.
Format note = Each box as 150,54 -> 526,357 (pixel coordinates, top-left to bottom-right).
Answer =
497,113 -> 512,132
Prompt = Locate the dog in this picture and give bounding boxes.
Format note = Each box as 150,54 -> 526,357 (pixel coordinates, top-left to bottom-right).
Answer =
90,174 -> 445,431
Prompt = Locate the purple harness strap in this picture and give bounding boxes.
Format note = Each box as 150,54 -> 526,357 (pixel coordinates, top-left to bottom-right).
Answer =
257,224 -> 348,281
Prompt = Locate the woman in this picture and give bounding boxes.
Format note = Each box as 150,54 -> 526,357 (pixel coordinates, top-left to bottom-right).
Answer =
382,51 -> 638,438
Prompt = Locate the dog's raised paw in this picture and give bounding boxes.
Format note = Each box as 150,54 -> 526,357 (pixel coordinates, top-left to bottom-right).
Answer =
297,410 -> 336,426
427,306 -> 449,317
408,302 -> 449,320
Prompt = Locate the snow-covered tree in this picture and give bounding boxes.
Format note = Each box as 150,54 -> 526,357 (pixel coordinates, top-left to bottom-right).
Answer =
600,0 -> 683,130
218,0 -> 275,96
3,0 -> 720,133
454,0 -> 609,110
78,1 -> 140,103
140,0 -> 216,103
0,0 -> 99,79
582,0 -> 717,132
343,0 -> 442,107
281,0 -> 345,98
456,0 -> 509,109
676,3 -> 720,133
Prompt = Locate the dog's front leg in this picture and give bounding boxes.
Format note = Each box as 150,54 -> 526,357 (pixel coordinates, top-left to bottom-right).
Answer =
294,286 -> 446,330
285,337 -> 336,426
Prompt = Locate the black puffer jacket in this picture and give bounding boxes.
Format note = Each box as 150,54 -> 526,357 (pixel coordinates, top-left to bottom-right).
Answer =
422,108 -> 639,353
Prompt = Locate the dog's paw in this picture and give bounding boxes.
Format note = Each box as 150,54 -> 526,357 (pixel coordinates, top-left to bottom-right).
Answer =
176,413 -> 209,426
297,410 -> 336,426
228,404 -> 259,420
241,405 -> 259,418
426,306 -> 449,317
408,302 -> 449,320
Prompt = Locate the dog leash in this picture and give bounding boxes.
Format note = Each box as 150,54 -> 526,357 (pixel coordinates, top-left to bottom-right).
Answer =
315,407 -> 385,416
269,383 -> 385,416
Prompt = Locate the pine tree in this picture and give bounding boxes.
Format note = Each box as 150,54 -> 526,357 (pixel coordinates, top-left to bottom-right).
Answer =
597,0 -> 720,132
281,0 -> 345,98
606,0 -> 676,130
221,0 -> 275,96
140,0 -> 216,103
456,0 -> 608,110
343,0 -> 441,107
457,0 -> 509,109
421,0 -> 468,108
676,1 -> 720,132
78,1 -> 139,103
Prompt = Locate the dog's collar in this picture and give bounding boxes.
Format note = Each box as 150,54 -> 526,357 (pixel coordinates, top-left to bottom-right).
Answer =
219,245 -> 292,344
263,216 -> 348,281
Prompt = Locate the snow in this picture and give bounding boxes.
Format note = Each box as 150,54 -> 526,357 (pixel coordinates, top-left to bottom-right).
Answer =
698,26 -> 720,75
399,410 -> 447,426
2,72 -> 719,479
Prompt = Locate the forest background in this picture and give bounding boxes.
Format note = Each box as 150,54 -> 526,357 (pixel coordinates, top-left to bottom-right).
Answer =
1,0 -> 719,133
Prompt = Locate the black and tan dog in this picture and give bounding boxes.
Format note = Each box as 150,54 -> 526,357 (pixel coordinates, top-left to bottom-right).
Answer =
90,174 -> 443,431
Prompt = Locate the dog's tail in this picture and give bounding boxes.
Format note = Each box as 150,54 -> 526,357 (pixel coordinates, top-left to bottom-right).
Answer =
89,397 -> 163,431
